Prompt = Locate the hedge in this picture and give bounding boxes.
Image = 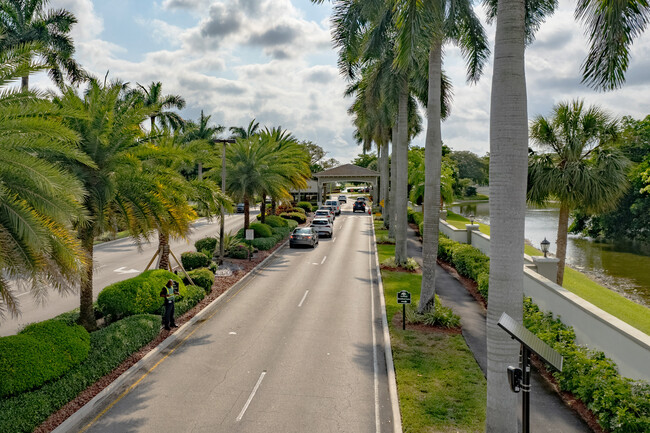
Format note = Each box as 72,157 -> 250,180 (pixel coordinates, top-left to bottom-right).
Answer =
285,219 -> 299,229
183,268 -> 215,293
438,234 -> 650,432
296,201 -> 312,213
280,212 -> 306,224
251,237 -> 277,250
194,237 -> 217,255
181,251 -> 210,271
97,270 -> 185,321
0,320 -> 90,398
228,244 -> 250,259
249,222 -> 273,238
174,284 -> 206,317
258,215 -> 288,228
0,315 -> 160,433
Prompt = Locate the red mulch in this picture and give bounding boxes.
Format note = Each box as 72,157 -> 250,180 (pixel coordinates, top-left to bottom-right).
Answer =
391,310 -> 462,335
436,257 -> 602,432
34,240 -> 287,433
380,264 -> 422,274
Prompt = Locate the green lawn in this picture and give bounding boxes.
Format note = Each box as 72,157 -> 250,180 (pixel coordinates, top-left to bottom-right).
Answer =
377,243 -> 395,263
445,211 -> 490,235
381,270 -> 486,432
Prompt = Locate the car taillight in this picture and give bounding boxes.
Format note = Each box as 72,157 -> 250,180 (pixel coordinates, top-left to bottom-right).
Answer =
290,235 -> 294,239
306,236 -> 312,239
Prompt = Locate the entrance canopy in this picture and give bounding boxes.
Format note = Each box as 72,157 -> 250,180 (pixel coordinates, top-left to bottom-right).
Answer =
313,164 -> 379,203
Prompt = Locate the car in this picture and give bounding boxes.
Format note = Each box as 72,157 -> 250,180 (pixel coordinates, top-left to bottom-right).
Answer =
318,206 -> 336,220
310,218 -> 333,237
356,196 -> 366,203
324,199 -> 341,215
289,227 -> 319,248
314,209 -> 334,223
353,201 -> 366,213
337,194 -> 347,203
236,203 -> 245,213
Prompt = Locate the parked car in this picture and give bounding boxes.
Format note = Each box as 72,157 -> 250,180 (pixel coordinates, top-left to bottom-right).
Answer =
314,209 -> 334,223
353,201 -> 366,213
324,199 -> 341,215
337,194 -> 347,203
289,227 -> 319,248
310,218 -> 333,237
318,206 -> 336,220
236,203 -> 245,213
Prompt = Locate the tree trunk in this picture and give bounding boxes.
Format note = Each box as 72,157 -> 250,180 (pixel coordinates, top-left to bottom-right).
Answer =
419,41 -> 443,314
78,225 -> 97,331
555,203 -> 569,286
150,116 -> 156,132
21,75 -> 29,91
271,198 -> 277,215
157,230 -> 170,270
388,126 -> 397,235
198,162 -> 203,180
260,194 -> 267,224
244,197 -> 250,229
381,142 -> 390,226
486,1 -> 528,431
394,81 -> 409,265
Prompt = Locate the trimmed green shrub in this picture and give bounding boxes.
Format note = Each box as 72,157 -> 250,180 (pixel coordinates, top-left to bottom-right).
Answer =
181,251 -> 210,271
476,272 -> 489,298
259,215 -> 288,228
194,237 -> 217,255
228,244 -> 250,259
0,320 -> 90,398
97,270 -> 185,321
184,268 -> 215,293
405,296 -> 461,328
285,219 -> 298,229
280,212 -> 306,224
296,201 -> 312,213
249,222 -> 273,238
251,237 -> 277,250
0,315 -> 160,433
174,284 -> 206,317
437,236 -> 457,262
451,244 -> 489,281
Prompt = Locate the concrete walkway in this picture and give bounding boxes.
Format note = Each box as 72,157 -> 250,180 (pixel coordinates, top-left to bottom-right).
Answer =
405,226 -> 591,433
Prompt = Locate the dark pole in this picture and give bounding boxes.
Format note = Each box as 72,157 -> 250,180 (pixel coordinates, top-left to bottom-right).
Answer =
522,345 -> 531,433
402,304 -> 406,330
214,139 -> 235,265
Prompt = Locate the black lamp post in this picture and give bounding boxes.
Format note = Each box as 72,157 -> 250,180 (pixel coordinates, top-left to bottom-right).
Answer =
469,213 -> 475,225
213,138 -> 236,264
541,237 -> 550,258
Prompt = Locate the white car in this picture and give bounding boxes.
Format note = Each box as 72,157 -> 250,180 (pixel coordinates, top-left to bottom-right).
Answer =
318,206 -> 336,220
314,209 -> 334,223
324,199 -> 341,215
310,218 -> 333,237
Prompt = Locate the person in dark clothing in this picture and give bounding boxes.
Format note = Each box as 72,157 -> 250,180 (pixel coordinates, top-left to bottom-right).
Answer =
160,279 -> 179,330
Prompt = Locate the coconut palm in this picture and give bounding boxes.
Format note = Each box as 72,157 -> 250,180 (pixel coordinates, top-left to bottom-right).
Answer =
0,45 -> 85,320
229,119 -> 260,140
128,81 -> 186,131
183,110 -> 225,180
528,100 -> 629,285
52,77 -> 180,330
0,0 -> 83,90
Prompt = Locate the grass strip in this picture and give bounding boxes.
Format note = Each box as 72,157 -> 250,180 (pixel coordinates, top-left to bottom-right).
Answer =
0,315 -> 161,433
445,210 -> 490,235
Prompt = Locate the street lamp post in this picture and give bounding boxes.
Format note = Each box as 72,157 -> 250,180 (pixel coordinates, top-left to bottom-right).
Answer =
541,237 -> 550,258
214,138 -> 236,265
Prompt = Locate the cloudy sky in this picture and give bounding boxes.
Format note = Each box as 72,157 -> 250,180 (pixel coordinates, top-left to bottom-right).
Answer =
38,0 -> 650,164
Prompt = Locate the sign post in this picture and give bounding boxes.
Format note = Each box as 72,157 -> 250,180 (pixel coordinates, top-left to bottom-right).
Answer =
396,290 -> 411,330
245,229 -> 254,261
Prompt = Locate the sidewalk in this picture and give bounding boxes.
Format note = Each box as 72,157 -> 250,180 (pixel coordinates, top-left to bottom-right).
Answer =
405,226 -> 591,433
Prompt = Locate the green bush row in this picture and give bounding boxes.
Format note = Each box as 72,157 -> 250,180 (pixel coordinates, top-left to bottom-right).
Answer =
0,320 -> 90,398
280,212 -> 306,224
0,314 -> 161,433
296,201 -> 312,212
249,222 -> 273,238
174,284 -> 206,317
407,208 -> 424,227
194,237 -> 217,255
183,268 -> 214,293
258,215 -> 288,228
181,251 -> 210,271
524,299 -> 649,432
438,234 -> 649,432
97,270 -> 186,321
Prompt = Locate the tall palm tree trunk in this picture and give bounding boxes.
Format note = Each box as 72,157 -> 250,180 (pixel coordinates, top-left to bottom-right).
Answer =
419,41 -> 443,313
388,125 -> 398,236
555,203 -> 570,286
381,142 -> 390,221
79,225 -> 97,331
394,82 -> 409,265
244,198 -> 250,229
486,1 -> 528,431
271,198 -> 276,215
157,230 -> 171,270
260,194 -> 267,224
21,75 -> 29,91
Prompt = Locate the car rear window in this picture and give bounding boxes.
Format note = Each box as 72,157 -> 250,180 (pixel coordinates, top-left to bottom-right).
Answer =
295,228 -> 312,234
311,220 -> 328,225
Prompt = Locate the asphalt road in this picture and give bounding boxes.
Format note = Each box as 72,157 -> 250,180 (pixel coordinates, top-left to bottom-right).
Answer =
0,211 -> 257,336
65,202 -> 394,433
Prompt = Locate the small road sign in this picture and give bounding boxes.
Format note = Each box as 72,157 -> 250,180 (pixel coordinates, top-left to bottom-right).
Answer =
397,290 -> 411,304
245,229 -> 254,240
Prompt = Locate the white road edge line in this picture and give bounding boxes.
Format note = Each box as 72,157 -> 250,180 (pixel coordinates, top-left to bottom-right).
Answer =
321,256 -> 327,265
371,220 -> 403,433
369,224 -> 381,433
333,237 -> 336,243
236,371 -> 267,422
298,290 -> 309,307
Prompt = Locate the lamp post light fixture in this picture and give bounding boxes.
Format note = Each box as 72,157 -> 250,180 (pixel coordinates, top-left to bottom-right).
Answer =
469,213 -> 475,225
541,237 -> 550,258
213,138 -> 236,265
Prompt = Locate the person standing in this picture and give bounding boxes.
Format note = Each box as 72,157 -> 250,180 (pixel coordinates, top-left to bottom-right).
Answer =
160,279 -> 178,330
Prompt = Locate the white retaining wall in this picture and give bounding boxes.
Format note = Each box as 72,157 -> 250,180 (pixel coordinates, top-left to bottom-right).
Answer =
440,219 -> 650,382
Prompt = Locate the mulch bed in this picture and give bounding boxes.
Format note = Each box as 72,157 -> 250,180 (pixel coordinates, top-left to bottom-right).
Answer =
35,239 -> 288,433
380,264 -> 422,274
436,255 -> 602,432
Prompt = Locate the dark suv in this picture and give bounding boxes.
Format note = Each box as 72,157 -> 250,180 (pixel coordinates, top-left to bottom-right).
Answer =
353,201 -> 366,213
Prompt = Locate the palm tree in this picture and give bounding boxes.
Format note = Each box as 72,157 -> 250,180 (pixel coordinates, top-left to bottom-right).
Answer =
0,45 -> 85,320
229,119 -> 260,139
52,77 -> 177,330
528,100 -> 629,285
129,81 -> 186,131
183,110 -> 225,180
0,0 -> 82,90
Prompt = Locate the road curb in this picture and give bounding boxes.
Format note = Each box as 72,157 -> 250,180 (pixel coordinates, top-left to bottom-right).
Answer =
53,238 -> 289,433
371,220 -> 403,433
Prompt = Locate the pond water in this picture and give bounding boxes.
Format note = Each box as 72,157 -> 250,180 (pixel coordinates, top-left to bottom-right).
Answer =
450,202 -> 650,307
